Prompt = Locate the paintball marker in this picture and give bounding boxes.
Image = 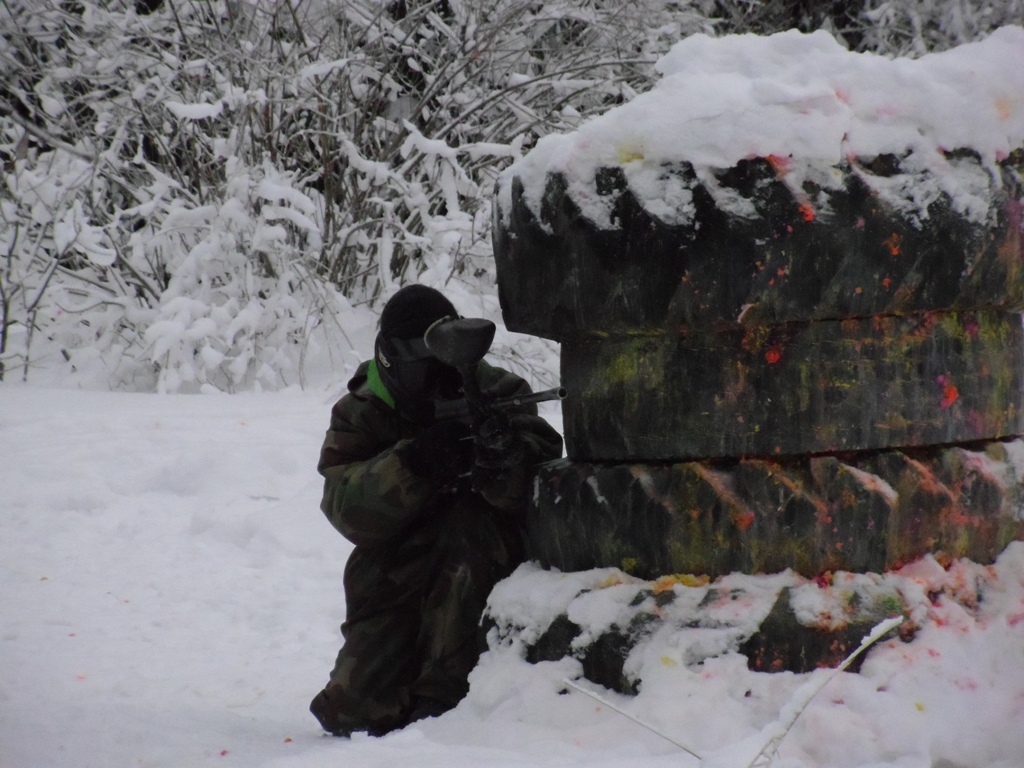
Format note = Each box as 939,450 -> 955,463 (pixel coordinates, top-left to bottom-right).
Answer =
423,317 -> 566,423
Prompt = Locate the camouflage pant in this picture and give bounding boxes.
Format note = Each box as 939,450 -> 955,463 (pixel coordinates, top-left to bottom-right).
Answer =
310,504 -> 522,736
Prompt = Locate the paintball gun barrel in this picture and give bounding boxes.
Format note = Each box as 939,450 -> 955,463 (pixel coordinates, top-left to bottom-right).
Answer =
433,385 -> 567,421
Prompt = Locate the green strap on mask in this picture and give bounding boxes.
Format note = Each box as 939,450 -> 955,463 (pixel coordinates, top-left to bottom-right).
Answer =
367,358 -> 396,409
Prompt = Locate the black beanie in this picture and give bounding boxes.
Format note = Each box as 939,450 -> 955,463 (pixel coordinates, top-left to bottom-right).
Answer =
379,285 -> 457,341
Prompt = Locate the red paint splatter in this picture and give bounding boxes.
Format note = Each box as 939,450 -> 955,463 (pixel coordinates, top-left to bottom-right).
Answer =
734,510 -> 756,532
220,750 -> 229,757
765,346 -> 782,364
927,648 -> 941,658
1007,612 -> 1024,627
940,383 -> 959,409
882,277 -> 892,289
767,154 -> 791,174
955,677 -> 978,691
884,232 -> 903,256
798,202 -> 815,221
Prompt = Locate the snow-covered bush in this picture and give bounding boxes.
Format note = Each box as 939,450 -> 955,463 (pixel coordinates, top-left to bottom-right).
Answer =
140,159 -> 334,393
0,0 -> 673,389
1,0 -> 1020,391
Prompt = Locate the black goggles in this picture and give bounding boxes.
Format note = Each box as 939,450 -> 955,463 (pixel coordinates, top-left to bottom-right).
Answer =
378,316 -> 455,365
385,335 -> 432,362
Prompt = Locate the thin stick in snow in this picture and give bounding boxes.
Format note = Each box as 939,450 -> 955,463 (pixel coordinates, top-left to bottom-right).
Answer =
561,677 -> 703,760
759,616 -> 902,766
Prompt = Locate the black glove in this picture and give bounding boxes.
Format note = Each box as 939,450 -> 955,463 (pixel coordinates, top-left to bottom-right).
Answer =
473,412 -> 526,473
472,413 -> 529,502
401,419 -> 474,490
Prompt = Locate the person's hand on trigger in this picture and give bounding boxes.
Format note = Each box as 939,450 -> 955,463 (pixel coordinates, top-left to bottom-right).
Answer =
402,420 -> 474,490
472,412 -> 528,505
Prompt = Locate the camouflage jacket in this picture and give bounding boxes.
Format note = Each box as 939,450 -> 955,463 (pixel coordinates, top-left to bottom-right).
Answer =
317,359 -> 563,627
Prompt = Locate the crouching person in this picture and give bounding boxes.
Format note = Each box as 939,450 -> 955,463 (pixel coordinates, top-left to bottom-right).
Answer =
309,285 -> 563,737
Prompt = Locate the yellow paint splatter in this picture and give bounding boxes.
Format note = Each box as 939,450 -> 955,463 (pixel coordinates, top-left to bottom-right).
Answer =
617,146 -> 645,164
599,573 -> 624,589
652,573 -> 711,594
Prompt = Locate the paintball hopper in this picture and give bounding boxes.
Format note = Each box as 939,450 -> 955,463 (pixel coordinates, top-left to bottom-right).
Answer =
424,317 -> 496,369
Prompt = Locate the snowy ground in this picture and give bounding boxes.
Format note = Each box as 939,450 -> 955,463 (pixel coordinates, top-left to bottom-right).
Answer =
3,385 -> 1024,768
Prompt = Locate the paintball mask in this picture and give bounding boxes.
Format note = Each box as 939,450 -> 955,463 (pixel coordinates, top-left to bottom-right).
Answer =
375,285 -> 463,417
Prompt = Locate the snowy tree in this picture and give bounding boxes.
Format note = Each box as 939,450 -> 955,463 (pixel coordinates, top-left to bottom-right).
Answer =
1,0 -> 1020,390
